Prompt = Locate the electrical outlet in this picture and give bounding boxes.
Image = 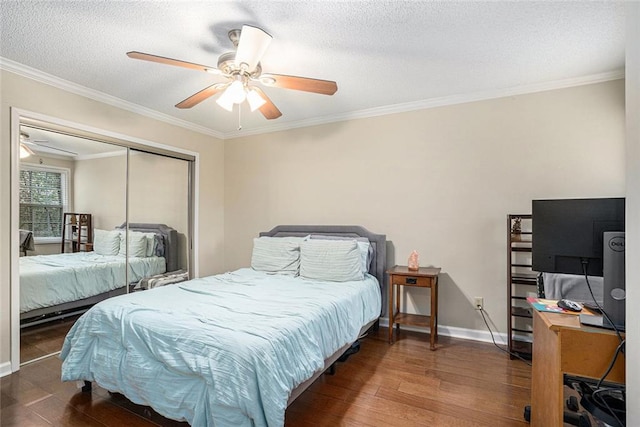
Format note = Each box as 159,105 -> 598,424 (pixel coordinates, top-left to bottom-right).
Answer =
474,297 -> 483,310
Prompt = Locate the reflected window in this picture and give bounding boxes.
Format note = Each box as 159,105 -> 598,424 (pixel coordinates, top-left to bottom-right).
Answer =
19,165 -> 70,243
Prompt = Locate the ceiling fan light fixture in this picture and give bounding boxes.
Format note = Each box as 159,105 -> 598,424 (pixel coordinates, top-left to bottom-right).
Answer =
246,88 -> 266,111
227,80 -> 247,104
216,89 -> 236,112
19,143 -> 34,159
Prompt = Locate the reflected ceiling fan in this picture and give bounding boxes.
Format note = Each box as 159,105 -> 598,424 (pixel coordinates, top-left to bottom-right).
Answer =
20,131 -> 78,157
127,25 -> 338,120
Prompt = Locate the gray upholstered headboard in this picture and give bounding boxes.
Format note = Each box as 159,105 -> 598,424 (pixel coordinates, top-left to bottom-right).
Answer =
259,225 -> 387,314
116,223 -> 179,272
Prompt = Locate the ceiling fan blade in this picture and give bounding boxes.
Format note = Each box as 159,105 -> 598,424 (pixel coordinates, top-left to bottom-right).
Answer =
252,87 -> 282,120
175,83 -> 228,109
27,142 -> 78,156
235,25 -> 272,72
19,143 -> 35,157
127,51 -> 221,75
260,73 -> 337,95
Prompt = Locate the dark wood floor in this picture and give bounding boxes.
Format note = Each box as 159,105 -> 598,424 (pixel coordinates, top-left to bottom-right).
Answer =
2,326 -> 531,426
20,315 -> 82,364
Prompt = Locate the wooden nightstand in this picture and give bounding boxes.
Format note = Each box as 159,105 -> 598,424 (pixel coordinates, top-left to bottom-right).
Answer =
387,265 -> 441,350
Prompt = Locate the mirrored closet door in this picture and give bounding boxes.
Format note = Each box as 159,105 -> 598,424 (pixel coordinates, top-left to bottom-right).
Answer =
15,120 -> 195,366
128,149 -> 191,275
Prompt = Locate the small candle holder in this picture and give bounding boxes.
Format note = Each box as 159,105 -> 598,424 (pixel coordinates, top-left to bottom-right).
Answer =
408,250 -> 419,271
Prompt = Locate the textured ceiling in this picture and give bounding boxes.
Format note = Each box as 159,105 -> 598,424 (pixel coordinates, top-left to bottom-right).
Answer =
0,1 -> 626,139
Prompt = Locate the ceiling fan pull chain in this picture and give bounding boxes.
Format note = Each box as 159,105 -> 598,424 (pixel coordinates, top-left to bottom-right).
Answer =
238,104 -> 242,130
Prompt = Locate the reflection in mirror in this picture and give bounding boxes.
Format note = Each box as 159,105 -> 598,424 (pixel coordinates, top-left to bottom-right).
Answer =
127,149 -> 190,284
18,126 -> 127,364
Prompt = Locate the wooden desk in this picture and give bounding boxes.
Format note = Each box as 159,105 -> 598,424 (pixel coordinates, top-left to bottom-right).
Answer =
387,265 -> 441,350
530,309 -> 625,426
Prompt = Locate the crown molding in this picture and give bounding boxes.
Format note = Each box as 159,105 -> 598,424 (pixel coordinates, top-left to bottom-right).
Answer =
1,57 -> 623,141
224,69 -> 625,139
0,57 -> 225,140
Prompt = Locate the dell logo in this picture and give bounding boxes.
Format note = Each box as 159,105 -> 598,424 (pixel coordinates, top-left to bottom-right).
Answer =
608,236 -> 625,252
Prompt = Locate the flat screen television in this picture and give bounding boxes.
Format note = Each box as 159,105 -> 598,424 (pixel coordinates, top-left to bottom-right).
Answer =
532,197 -> 625,329
532,198 -> 624,276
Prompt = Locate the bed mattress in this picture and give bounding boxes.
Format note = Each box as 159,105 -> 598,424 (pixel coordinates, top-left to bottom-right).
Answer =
60,268 -> 381,426
20,252 -> 166,313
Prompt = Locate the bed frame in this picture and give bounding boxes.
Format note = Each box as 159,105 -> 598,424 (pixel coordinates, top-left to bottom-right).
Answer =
20,224 -> 179,325
259,225 -> 387,405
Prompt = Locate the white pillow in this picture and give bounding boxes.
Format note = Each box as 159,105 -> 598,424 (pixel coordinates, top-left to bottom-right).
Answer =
93,229 -> 121,256
300,239 -> 364,282
251,236 -> 304,276
309,235 -> 372,274
141,232 -> 158,257
118,231 -> 149,258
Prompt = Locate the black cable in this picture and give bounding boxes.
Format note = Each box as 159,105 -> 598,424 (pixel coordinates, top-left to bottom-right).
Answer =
478,307 -> 532,366
592,387 -> 625,427
597,339 -> 625,389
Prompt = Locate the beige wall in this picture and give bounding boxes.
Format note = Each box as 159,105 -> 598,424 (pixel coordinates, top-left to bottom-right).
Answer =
74,153 -> 128,230
224,80 -> 626,334
0,70 -> 225,367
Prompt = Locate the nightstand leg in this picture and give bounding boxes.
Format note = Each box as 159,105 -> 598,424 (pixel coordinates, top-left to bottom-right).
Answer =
430,278 -> 438,350
395,284 -> 401,335
388,283 -> 394,343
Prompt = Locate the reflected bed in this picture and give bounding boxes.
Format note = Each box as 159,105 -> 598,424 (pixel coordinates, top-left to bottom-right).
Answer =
19,223 -> 179,323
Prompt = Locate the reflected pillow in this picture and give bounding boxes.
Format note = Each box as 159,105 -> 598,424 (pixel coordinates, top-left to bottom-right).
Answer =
93,229 -> 120,256
300,239 -> 364,282
251,236 -> 304,276
118,231 -> 149,258
141,232 -> 158,257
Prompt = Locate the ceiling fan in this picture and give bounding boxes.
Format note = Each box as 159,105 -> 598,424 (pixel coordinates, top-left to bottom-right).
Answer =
20,131 -> 78,157
127,25 -> 338,120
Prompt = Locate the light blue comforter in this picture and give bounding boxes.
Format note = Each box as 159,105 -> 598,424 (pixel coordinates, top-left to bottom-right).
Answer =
20,252 -> 166,313
60,268 -> 381,426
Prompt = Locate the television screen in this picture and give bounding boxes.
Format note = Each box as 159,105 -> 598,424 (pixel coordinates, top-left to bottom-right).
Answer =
532,198 -> 625,277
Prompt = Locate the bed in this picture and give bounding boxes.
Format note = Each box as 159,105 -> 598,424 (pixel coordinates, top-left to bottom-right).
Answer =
60,225 -> 386,427
20,223 -> 179,323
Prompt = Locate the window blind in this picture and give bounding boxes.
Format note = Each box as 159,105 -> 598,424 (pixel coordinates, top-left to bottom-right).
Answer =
19,167 -> 69,238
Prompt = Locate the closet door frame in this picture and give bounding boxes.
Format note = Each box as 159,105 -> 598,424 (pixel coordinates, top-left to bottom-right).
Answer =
9,108 -> 199,372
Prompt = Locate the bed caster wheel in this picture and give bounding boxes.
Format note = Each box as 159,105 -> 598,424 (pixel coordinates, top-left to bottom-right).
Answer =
524,405 -> 531,422
326,364 -> 336,375
338,341 -> 360,362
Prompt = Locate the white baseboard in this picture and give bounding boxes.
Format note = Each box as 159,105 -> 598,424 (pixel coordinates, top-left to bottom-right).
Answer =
378,318 -> 508,346
0,361 -> 13,378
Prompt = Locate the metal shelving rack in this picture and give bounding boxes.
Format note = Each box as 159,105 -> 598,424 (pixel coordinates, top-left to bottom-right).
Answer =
61,213 -> 93,253
507,214 -> 536,360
